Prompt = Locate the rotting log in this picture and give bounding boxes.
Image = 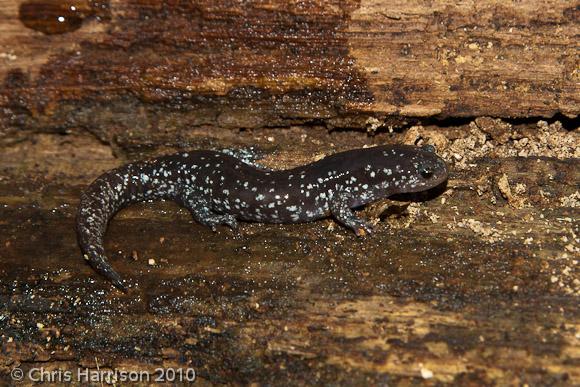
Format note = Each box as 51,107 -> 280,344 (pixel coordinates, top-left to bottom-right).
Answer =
0,121 -> 578,385
0,0 -> 578,148
0,0 -> 579,385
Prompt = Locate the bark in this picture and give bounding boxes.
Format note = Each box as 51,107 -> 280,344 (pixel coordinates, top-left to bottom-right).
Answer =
0,0 -> 578,147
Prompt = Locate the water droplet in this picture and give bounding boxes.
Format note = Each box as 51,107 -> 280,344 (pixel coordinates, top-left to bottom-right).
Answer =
19,0 -> 94,35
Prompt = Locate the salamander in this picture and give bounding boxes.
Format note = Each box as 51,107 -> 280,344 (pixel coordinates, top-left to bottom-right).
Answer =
76,145 -> 448,291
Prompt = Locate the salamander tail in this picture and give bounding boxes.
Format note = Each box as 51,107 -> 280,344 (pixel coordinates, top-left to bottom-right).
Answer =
77,185 -> 129,292
84,252 -> 128,292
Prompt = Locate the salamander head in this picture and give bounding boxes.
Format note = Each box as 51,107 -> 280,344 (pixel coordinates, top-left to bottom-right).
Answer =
365,144 -> 448,196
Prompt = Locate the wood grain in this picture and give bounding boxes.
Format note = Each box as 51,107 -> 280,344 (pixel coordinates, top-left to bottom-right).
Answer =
0,122 -> 578,385
0,0 -> 578,147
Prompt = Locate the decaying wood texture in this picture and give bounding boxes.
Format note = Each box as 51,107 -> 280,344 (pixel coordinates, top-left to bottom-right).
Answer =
0,0 -> 578,385
0,120 -> 578,385
0,0 -> 578,146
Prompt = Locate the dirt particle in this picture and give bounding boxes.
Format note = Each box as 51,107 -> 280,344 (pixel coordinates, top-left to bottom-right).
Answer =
420,367 -> 434,379
497,174 -> 526,208
457,219 -> 502,243
560,191 -> 580,208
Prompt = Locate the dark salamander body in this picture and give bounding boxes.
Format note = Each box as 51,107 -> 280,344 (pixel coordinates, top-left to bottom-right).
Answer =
77,145 -> 448,291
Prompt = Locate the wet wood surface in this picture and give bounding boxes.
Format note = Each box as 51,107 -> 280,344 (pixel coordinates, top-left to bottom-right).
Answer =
0,0 -> 578,385
0,121 -> 578,385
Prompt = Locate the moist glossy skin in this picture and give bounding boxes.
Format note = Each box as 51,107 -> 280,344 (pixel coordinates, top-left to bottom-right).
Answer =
77,145 -> 448,291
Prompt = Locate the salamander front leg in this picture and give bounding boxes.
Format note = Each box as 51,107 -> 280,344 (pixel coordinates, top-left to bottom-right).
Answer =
329,193 -> 373,236
178,191 -> 239,231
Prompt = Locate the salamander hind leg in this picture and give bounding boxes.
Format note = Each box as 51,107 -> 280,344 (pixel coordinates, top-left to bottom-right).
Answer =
198,212 -> 239,231
329,193 -> 373,237
178,191 -> 238,231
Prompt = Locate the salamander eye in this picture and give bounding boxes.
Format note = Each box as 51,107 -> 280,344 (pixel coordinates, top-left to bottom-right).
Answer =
419,166 -> 433,178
